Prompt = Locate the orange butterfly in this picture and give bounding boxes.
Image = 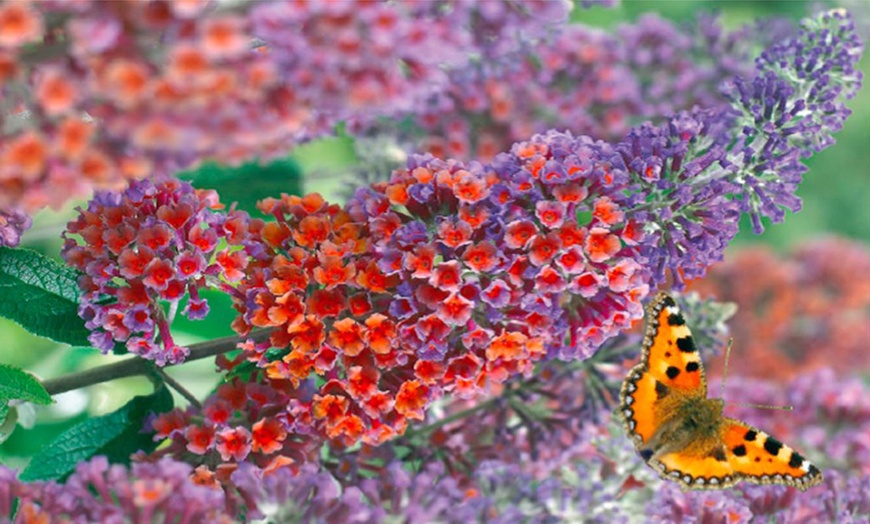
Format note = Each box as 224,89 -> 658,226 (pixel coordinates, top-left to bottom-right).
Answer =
619,292 -> 822,490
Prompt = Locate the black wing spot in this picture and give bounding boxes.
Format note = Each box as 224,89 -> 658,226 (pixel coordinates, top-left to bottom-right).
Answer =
661,296 -> 676,308
667,313 -> 685,326
764,437 -> 783,456
640,449 -> 653,461
788,452 -> 804,469
745,429 -> 757,441
809,464 -> 821,476
732,445 -> 747,457
665,366 -> 680,379
676,337 -> 696,353
685,361 -> 699,373
655,380 -> 670,399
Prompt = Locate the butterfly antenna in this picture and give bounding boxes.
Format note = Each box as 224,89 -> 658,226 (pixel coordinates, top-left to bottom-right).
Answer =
719,338 -> 733,401
720,338 -> 794,411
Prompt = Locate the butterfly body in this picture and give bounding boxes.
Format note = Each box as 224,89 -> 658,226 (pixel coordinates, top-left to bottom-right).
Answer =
620,292 -> 822,490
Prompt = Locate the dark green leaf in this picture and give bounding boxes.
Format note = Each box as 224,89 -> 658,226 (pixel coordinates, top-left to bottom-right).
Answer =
0,247 -> 90,346
180,158 -> 303,214
0,403 -> 8,427
0,364 -> 51,405
19,385 -> 173,481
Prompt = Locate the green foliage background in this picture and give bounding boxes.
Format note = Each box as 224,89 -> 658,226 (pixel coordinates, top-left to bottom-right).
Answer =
0,0 -> 866,469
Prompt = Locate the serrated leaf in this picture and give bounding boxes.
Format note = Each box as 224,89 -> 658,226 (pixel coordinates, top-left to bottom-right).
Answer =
180,158 -> 303,214
0,364 -> 51,405
19,385 -> 173,482
0,247 -> 91,346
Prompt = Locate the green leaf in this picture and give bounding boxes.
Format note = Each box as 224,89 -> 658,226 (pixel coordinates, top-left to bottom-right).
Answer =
180,157 -> 303,214
19,385 -> 173,482
0,247 -> 91,346
0,364 -> 51,405
0,403 -> 8,426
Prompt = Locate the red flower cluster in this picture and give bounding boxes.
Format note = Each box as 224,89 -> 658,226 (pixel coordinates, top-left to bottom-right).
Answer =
62,179 -> 252,365
692,237 -> 870,382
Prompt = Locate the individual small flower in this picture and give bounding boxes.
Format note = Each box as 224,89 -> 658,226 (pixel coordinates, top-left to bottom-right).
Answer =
215,426 -> 253,462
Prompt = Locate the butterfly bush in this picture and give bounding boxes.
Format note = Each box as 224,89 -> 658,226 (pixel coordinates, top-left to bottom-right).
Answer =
1,5 -> 866,524
1,0 -> 565,244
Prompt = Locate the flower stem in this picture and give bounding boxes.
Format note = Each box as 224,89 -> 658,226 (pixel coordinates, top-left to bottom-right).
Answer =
41,330 -> 272,396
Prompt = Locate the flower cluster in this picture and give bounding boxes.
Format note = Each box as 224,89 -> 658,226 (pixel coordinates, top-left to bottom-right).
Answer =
0,207 -> 31,248
62,179 -> 255,365
0,0 -> 504,243
0,456 -> 232,523
399,13 -> 764,163
149,376 -> 322,480
725,8 -> 865,233
693,237 -> 870,381
226,139 -> 651,446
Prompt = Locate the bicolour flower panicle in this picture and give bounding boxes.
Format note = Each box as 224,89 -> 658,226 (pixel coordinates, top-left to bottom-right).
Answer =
0,456 -> 233,523
403,12 -> 762,163
693,237 -> 870,381
62,179 -> 257,365
0,0 -> 501,244
229,140 -> 653,445
724,9 -> 864,233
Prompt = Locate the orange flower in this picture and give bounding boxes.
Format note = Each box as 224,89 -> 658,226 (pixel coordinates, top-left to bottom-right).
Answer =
395,380 -> 429,420
292,215 -> 330,248
528,232 -> 562,267
251,418 -> 287,454
313,254 -> 356,289
328,318 -> 367,356
288,315 -> 325,354
365,313 -> 396,354
35,68 -> 77,116
504,219 -> 538,249
308,288 -> 346,318
462,241 -> 500,272
56,118 -> 94,160
312,394 -> 349,422
486,331 -> 528,362
414,360 -> 445,385
199,16 -> 249,59
403,244 -> 436,278
453,172 -> 490,203
347,366 -> 379,399
4,131 -> 47,180
592,196 -> 625,225
585,227 -> 621,263
101,59 -> 150,108
0,3 -> 43,48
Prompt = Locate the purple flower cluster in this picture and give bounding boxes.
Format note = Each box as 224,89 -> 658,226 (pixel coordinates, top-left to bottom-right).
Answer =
0,208 -> 31,248
0,456 -> 231,523
725,9 -> 865,233
62,179 -> 255,365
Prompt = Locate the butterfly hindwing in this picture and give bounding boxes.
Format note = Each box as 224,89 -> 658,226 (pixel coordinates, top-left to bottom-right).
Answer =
722,418 -> 823,490
651,449 -> 737,490
620,293 -> 706,447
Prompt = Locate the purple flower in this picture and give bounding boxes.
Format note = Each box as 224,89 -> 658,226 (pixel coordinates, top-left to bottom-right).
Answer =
0,208 -> 32,247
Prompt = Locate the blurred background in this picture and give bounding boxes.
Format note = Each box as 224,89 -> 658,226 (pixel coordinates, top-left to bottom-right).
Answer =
1,0 -> 867,469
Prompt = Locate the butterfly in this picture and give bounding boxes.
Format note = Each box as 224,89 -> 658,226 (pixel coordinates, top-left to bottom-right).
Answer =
619,292 -> 822,491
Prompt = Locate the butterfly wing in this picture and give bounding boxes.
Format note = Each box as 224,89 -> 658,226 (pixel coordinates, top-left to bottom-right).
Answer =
620,292 -> 707,448
649,448 -> 738,490
722,418 -> 823,491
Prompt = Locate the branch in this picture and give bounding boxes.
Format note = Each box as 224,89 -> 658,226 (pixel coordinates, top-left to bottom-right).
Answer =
42,329 -> 272,396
